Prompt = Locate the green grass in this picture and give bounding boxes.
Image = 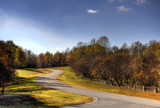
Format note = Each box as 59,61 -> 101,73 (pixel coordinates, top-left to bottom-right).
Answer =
48,66 -> 160,101
0,68 -> 93,107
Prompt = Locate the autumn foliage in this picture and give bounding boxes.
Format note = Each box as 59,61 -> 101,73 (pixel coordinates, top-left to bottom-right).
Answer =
68,37 -> 160,87
0,37 -> 160,91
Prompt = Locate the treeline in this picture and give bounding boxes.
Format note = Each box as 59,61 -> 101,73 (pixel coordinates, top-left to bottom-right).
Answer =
1,37 -> 160,88
67,36 -> 160,87
0,40 -> 69,69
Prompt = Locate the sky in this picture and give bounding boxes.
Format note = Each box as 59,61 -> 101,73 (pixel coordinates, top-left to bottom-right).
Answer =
0,0 -> 160,54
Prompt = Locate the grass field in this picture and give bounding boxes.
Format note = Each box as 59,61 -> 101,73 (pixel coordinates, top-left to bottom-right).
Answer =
0,68 -> 93,107
49,66 -> 160,101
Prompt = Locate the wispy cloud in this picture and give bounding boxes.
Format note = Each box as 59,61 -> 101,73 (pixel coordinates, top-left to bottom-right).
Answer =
107,0 -> 146,4
87,9 -> 99,14
136,0 -> 147,5
0,11 -> 75,54
117,6 -> 131,12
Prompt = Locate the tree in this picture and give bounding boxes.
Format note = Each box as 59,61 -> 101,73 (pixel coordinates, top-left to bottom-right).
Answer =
86,43 -> 106,58
97,36 -> 110,49
0,41 -> 18,68
5,41 -> 18,68
62,48 -> 70,58
62,48 -> 70,65
129,55 -> 143,85
44,51 -> 53,67
118,43 -> 130,54
105,53 -> 131,86
142,41 -> 160,86
37,53 -> 45,68
0,59 -> 15,94
112,46 -> 119,54
66,52 -> 72,66
130,41 -> 146,56
14,47 -> 26,68
68,37 -> 160,88
142,53 -> 159,86
129,41 -> 160,86
25,50 -> 37,68
90,38 -> 97,45
53,52 -> 65,66
0,41 -> 9,62
91,57 -> 114,85
73,57 -> 91,77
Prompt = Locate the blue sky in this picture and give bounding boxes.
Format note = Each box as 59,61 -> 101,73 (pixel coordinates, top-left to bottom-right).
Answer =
0,0 -> 159,54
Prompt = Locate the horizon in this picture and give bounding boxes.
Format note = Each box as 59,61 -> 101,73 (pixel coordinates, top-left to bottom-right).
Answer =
0,0 -> 160,54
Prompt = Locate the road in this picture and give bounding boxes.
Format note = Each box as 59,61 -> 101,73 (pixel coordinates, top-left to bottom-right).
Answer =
35,70 -> 160,108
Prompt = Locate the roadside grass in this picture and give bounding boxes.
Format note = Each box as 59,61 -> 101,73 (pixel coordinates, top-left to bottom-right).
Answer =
48,66 -> 160,101
0,68 -> 93,107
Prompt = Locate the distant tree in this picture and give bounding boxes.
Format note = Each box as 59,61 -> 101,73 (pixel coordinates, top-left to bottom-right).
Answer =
130,41 -> 146,56
53,51 -> 65,66
44,51 -> 53,67
0,59 -> 15,94
66,52 -> 72,66
77,42 -> 85,47
25,50 -> 31,67
37,53 -> 45,68
111,45 -> 119,54
14,47 -> 26,68
90,38 -> 97,45
93,43 -> 106,57
118,43 -> 130,54
62,48 -> 70,58
25,50 -> 37,68
97,36 -> 110,49
86,43 -> 106,58
62,48 -> 70,65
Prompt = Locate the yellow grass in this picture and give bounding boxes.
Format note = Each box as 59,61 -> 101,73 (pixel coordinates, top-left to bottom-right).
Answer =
1,68 -> 93,107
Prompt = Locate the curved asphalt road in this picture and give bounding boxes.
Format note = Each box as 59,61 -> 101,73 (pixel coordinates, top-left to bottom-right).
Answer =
35,70 -> 160,108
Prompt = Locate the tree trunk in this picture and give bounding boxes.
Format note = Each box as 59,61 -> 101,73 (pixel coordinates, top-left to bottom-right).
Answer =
1,80 -> 5,95
114,78 -> 120,87
109,79 -> 114,86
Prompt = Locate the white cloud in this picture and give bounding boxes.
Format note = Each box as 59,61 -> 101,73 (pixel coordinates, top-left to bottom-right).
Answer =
136,0 -> 146,4
117,6 -> 131,12
87,9 -> 99,14
108,0 -> 115,2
